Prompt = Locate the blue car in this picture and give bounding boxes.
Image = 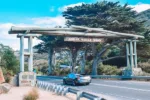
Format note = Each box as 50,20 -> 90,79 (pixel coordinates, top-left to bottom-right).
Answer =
63,73 -> 91,86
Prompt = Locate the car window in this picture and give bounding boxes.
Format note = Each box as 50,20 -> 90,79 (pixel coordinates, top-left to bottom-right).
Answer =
76,74 -> 83,77
68,73 -> 76,78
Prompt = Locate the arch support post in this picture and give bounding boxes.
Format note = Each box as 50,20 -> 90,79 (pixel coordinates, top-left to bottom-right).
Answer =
28,36 -> 33,72
124,40 -> 137,76
20,36 -> 24,72
17,34 -> 38,87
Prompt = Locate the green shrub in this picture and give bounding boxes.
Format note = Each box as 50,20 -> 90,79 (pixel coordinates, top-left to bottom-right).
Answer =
60,69 -> 70,76
5,76 -> 11,83
84,65 -> 92,75
84,61 -> 92,75
97,64 -> 122,75
2,68 -> 13,83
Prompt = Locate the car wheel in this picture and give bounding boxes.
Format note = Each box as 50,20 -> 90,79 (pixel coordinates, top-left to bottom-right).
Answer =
72,81 -> 76,86
86,83 -> 90,85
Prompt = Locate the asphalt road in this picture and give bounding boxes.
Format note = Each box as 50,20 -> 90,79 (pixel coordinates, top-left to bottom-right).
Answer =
37,76 -> 150,100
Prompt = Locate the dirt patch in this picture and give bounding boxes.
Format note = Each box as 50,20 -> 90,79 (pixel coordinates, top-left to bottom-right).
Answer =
0,87 -> 87,100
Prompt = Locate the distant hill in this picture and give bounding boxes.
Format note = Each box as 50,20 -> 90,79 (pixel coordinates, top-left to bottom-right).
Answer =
14,51 -> 48,68
137,9 -> 150,29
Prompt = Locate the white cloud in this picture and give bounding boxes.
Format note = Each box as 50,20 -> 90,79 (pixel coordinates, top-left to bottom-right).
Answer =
0,23 -> 42,51
31,16 -> 66,27
130,3 -> 150,13
58,2 -> 84,12
0,16 -> 66,50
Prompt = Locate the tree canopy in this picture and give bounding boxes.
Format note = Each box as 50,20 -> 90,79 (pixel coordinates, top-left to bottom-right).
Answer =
0,43 -> 19,74
63,1 -> 145,33
63,1 -> 146,75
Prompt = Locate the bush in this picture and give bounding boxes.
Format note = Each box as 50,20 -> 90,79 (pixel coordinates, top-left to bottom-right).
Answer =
84,61 -> 92,75
2,68 -> 13,83
23,88 -> 39,100
97,64 -> 122,75
84,65 -> 92,75
5,76 -> 11,83
138,62 -> 150,73
59,69 -> 70,76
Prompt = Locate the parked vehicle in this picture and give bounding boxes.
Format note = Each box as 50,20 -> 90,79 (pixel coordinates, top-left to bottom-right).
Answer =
63,73 -> 91,86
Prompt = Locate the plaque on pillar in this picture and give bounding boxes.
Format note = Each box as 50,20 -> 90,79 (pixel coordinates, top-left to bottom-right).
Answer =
18,72 -> 36,86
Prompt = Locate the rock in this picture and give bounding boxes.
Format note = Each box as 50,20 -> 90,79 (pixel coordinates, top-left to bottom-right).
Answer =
0,83 -> 11,94
0,68 -> 5,84
132,68 -> 143,76
10,75 -> 18,86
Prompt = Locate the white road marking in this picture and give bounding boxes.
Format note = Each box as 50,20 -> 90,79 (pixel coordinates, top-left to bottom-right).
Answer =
91,83 -> 150,92
98,92 -> 141,100
101,80 -> 150,85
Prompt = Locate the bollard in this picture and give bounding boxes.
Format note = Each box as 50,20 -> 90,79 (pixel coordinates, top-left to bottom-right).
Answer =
93,98 -> 101,100
56,85 -> 59,94
46,84 -> 50,91
76,91 -> 83,100
52,85 -> 57,92
62,87 -> 69,96
58,86 -> 64,95
40,82 -> 43,88
45,83 -> 49,90
54,85 -> 58,93
55,86 -> 60,94
49,84 -> 53,91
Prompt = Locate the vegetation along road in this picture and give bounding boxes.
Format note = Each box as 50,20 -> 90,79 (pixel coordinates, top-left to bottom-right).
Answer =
37,76 -> 150,100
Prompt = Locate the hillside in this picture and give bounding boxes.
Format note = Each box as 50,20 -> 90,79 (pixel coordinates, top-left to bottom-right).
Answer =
137,9 -> 150,29
14,51 -> 48,68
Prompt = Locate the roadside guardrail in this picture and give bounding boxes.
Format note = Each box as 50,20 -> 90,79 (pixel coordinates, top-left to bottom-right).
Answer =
36,81 -> 105,100
37,75 -> 63,79
91,75 -> 150,80
37,75 -> 150,80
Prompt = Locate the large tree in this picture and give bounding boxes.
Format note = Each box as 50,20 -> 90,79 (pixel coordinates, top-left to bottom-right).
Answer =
63,1 -> 145,75
34,35 -> 84,74
34,35 -> 63,74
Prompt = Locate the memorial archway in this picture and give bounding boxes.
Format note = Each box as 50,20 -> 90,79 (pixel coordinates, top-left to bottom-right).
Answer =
9,25 -> 144,77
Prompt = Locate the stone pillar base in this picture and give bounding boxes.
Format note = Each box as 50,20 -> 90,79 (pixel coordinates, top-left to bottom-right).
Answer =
18,72 -> 36,87
123,68 -> 144,76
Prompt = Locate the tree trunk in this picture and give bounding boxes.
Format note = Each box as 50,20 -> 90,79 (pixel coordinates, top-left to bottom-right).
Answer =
52,50 -> 56,67
72,52 -> 77,73
71,48 -> 77,73
91,40 -> 123,75
69,51 -> 73,72
48,48 -> 53,75
92,56 -> 98,75
81,51 -> 86,74
91,43 -> 98,75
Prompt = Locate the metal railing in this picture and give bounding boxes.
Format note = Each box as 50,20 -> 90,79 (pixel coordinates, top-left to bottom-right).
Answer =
37,75 -> 150,80
36,81 -> 104,100
91,75 -> 150,80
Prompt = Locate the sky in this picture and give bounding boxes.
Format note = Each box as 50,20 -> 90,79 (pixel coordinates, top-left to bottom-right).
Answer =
0,0 -> 150,50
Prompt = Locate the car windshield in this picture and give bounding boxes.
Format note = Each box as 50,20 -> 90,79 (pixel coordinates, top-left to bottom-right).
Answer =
76,74 -> 83,77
